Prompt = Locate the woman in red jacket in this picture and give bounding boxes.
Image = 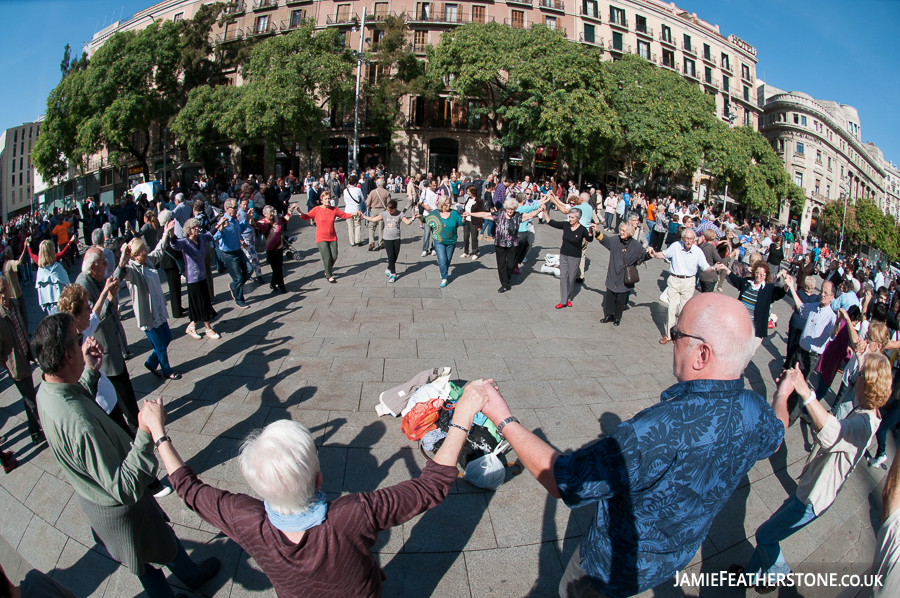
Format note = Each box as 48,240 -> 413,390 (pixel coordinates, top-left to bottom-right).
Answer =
298,190 -> 353,283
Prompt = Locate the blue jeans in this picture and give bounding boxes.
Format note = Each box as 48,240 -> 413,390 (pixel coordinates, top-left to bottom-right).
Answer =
745,494 -> 818,577
434,242 -> 455,280
221,249 -> 251,302
645,221 -> 655,245
481,218 -> 495,237
144,323 -> 173,376
421,230 -> 434,253
876,399 -> 900,456
137,538 -> 204,598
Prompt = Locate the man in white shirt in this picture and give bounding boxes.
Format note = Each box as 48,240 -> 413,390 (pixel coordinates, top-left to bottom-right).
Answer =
648,228 -> 723,344
875,267 -> 886,291
419,179 -> 439,256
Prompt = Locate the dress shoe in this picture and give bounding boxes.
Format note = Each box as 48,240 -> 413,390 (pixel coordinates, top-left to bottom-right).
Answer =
614,319 -> 621,326
31,431 -> 46,446
600,315 -> 614,323
659,337 -> 669,345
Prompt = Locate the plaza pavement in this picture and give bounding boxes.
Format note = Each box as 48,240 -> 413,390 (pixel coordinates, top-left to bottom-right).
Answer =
0,195 -> 894,597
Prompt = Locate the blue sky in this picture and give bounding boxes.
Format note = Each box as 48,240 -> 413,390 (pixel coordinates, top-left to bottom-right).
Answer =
1,0 -> 898,163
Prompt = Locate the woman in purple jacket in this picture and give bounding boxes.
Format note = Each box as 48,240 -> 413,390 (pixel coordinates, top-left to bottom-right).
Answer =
165,217 -> 220,339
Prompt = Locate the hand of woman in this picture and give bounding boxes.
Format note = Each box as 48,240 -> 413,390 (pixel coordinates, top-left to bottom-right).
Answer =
786,365 -> 810,400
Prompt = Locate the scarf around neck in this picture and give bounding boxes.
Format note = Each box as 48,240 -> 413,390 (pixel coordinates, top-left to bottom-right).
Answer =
265,491 -> 328,533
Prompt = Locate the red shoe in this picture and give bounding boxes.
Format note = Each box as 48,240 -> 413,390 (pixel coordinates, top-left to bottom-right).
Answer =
566,301 -> 572,307
555,303 -> 565,309
513,267 -> 521,274
1,451 -> 17,474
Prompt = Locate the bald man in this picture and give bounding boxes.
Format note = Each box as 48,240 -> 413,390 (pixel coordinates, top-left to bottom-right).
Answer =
480,293 -> 789,598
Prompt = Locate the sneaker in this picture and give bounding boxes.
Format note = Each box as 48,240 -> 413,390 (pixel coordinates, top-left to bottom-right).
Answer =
522,257 -> 527,264
440,279 -> 448,287
461,253 -> 469,258
235,300 -> 250,309
153,484 -> 174,498
389,274 -> 396,283
471,255 -> 478,261
421,250 -> 427,257
430,249 -> 436,256
869,453 -> 888,468
385,269 -> 391,276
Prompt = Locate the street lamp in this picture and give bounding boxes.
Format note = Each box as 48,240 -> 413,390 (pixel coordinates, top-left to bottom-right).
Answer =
350,7 -> 369,173
722,89 -> 737,214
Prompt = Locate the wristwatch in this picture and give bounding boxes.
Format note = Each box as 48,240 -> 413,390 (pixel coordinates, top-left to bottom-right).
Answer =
496,416 -> 519,438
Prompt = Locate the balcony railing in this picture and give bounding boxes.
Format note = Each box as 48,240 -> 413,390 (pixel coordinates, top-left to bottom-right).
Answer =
503,17 -> 527,29
720,58 -> 733,72
412,43 -> 428,53
285,0 -> 311,4
683,66 -> 699,80
507,0 -> 533,5
681,42 -> 696,55
246,22 -> 277,35
579,33 -> 604,48
580,6 -> 601,20
252,0 -> 278,11
608,17 -> 628,30
280,17 -> 305,31
703,77 -> 719,90
408,11 -> 486,24
326,12 -> 359,25
216,28 -> 245,43
539,0 -> 565,12
702,51 -> 715,64
634,25 -> 653,37
366,10 -> 398,22
223,1 -> 246,15
609,41 -> 630,53
660,58 -> 677,71
659,32 -> 675,46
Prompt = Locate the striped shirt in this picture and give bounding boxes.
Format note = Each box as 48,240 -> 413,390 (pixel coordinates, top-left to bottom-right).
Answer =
740,282 -> 763,316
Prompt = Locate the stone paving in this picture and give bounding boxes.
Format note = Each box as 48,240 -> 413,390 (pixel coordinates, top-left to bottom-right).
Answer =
0,196 -> 894,597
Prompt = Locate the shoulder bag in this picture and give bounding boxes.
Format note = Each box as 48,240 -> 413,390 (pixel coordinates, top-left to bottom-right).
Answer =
623,245 -> 640,285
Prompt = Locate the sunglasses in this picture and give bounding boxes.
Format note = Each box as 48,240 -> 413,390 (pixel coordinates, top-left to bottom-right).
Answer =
66,333 -> 84,349
669,327 -> 706,344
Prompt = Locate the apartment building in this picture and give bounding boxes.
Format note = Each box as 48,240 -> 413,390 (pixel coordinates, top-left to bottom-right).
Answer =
0,121 -> 41,224
80,0 -> 760,182
757,81 -> 890,236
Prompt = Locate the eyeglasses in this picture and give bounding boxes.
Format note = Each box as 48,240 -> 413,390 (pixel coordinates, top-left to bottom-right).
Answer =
65,333 -> 84,349
669,326 -> 706,344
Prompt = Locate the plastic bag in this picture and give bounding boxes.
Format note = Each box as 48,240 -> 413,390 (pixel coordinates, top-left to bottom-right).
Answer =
464,442 -> 510,490
401,398 -> 442,441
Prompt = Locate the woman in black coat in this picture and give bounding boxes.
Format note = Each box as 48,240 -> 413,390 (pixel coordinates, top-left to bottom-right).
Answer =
727,261 -> 788,353
591,221 -> 645,325
157,210 -> 185,318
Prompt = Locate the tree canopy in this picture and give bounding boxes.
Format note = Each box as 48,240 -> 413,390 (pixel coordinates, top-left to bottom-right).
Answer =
822,196 -> 900,259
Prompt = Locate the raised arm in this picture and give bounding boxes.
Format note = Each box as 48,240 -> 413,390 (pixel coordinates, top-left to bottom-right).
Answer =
54,238 -> 74,261
883,448 -> 900,524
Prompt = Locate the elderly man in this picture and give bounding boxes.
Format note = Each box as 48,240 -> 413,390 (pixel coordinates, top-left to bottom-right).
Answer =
366,176 -> 391,251
649,228 -> 723,344
143,383 -> 488,597
214,198 -> 254,309
697,229 -> 726,293
32,314 -> 218,598
171,193 -> 192,239
0,274 -> 42,445
479,293 -> 788,597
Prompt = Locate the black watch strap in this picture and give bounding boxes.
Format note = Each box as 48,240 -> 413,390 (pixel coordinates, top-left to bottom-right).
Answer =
496,416 -> 519,438
154,435 -> 172,449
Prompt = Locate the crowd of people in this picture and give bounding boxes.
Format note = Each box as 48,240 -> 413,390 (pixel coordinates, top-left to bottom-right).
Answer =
1,166 -> 899,598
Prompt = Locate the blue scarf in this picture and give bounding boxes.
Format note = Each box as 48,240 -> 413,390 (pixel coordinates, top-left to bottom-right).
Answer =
264,491 -> 328,533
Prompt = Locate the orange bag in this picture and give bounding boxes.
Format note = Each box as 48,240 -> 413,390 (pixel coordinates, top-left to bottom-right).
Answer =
401,399 -> 443,441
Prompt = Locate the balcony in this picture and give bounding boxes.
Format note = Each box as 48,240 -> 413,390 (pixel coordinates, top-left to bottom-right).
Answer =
246,21 -> 277,36
683,66 -> 699,81
326,11 -> 359,25
412,43 -> 428,53
702,51 -> 715,65
280,17 -> 305,31
223,1 -> 246,16
531,22 -> 567,36
660,58 -> 677,71
503,17 -> 527,29
507,0 -> 533,5
720,58 -> 733,73
366,10 -> 398,22
580,6 -> 601,21
216,28 -> 245,43
681,42 -> 696,56
539,0 -> 565,12
608,17 -> 628,30
634,25 -> 653,38
703,77 -> 719,90
608,40 -> 630,53
408,11 -> 484,25
579,33 -> 604,48
285,0 -> 311,4
659,32 -> 675,47
252,0 -> 278,11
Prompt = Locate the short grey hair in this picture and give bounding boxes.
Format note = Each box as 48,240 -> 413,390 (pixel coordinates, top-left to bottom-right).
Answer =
262,205 -> 276,217
158,209 -> 173,226
82,248 -> 105,276
174,192 -> 185,203
183,218 -> 200,234
91,229 -> 105,247
627,211 -> 640,220
375,177 -> 384,187
239,420 -> 320,515
102,222 -> 114,239
224,198 -> 237,210
503,198 -> 518,211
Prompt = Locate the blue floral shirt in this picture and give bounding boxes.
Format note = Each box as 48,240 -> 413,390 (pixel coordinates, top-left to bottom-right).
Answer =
554,378 -> 784,597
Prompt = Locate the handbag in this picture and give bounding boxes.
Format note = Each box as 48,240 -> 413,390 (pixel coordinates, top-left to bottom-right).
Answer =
623,246 -> 640,285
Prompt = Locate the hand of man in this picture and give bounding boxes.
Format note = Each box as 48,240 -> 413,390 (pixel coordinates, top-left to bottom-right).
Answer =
82,336 -> 104,371
455,380 -> 489,422
480,378 -> 513,424
785,365 -> 809,399
138,397 -> 167,437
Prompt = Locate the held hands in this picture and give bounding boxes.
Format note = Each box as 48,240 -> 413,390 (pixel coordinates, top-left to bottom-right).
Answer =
454,380 -> 490,424
784,365 -> 810,400
137,397 -> 167,437
480,378 -> 513,425
82,336 -> 103,372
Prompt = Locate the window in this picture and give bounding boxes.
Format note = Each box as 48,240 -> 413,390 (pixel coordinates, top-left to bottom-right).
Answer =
816,149 -> 822,164
511,10 -> 524,28
582,0 -> 598,18
545,16 -> 556,29
721,52 -> 730,70
741,64 -> 750,80
635,14 -> 647,33
778,139 -> 785,151
796,142 -> 805,155
374,2 -> 389,18
583,24 -> 595,43
467,101 -> 482,129
722,75 -> 729,92
612,31 -> 623,50
744,110 -> 751,126
704,66 -> 712,83
414,30 -> 427,49
815,179 -> 820,194
173,12 -> 183,22
828,156 -> 832,170
683,58 -> 695,77
224,21 -> 238,39
19,158 -> 23,170
290,9 -> 304,27
18,173 -> 22,186
795,172 -> 803,187
826,184 -> 831,198
472,5 -> 485,23
12,143 -> 15,158
683,33 -> 692,52
13,131 -> 16,143
255,15 -> 269,31
703,43 -> 711,60
801,116 -> 807,126
662,49 -> 674,68
793,114 -> 799,124
661,24 -> 672,43
9,175 -> 13,187
415,2 -> 430,19
609,6 -> 626,26
637,39 -> 650,59
444,4 -> 458,22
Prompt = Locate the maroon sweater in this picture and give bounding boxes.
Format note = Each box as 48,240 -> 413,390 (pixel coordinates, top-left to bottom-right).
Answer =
169,461 -> 458,597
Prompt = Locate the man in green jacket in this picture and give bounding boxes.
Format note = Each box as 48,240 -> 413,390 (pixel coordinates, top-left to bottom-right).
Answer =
33,313 -> 219,598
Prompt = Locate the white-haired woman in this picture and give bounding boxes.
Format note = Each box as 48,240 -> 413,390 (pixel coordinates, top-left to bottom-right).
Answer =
590,221 -> 646,326
116,229 -> 182,380
28,238 -> 73,315
546,205 -> 593,309
255,203 -> 299,293
165,217 -> 219,339
144,381 -> 488,598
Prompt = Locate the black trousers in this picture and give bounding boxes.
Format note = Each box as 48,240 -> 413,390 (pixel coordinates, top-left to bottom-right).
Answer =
784,325 -> 803,369
463,221 -> 479,254
164,267 -> 185,318
384,239 -> 401,274
699,279 -> 717,293
14,376 -> 41,437
108,371 -> 139,430
603,290 -> 629,321
267,247 -> 286,291
495,246 -> 517,289
515,232 -> 531,265
650,230 -> 665,252
786,347 -> 815,424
